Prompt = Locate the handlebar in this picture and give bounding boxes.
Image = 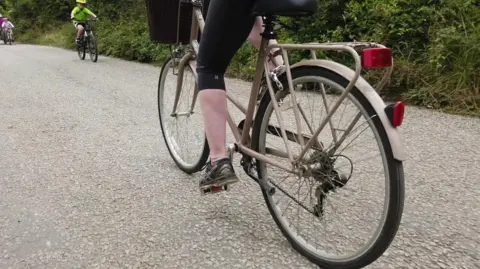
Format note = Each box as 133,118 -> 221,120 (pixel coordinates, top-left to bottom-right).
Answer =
70,18 -> 98,22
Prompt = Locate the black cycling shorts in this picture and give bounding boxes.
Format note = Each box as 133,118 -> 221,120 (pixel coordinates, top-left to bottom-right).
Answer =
196,0 -> 256,90
74,22 -> 86,29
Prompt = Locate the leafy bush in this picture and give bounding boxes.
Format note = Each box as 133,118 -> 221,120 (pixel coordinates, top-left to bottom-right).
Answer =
4,0 -> 480,115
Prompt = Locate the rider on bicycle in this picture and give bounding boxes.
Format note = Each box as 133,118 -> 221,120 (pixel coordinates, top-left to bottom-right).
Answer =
0,14 -> 7,39
71,0 -> 98,45
1,17 -> 14,43
197,0 -> 284,190
1,18 -> 14,36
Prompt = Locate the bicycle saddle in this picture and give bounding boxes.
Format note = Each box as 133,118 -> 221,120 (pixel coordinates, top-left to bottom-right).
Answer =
252,0 -> 317,17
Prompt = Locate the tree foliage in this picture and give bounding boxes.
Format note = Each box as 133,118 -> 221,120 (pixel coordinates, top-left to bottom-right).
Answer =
4,0 -> 480,114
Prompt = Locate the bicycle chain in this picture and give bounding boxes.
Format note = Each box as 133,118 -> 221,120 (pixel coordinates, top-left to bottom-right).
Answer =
269,178 -> 317,215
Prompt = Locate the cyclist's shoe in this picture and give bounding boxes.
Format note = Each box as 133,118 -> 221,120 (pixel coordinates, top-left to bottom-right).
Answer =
199,157 -> 239,195
75,38 -> 81,46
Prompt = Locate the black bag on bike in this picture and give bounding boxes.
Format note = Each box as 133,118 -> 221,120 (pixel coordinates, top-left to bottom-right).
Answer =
145,0 -> 210,45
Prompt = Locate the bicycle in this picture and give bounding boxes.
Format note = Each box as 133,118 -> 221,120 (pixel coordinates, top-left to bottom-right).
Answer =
3,28 -> 13,46
74,19 -> 98,62
156,0 -> 405,268
2,28 -> 13,45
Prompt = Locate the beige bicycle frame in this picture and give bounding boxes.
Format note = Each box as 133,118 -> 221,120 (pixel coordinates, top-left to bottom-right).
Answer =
170,1 -> 393,174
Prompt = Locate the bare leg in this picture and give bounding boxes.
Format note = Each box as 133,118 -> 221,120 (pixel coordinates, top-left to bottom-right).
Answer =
247,16 -> 284,70
198,89 -> 239,191
200,17 -> 284,163
76,25 -> 84,39
199,90 -> 228,162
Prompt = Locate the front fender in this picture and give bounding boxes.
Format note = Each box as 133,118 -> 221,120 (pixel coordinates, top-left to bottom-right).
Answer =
290,59 -> 405,161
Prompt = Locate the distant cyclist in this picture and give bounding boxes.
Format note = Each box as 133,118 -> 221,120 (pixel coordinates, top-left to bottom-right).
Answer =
1,17 -> 15,42
70,0 -> 98,45
0,14 -> 7,40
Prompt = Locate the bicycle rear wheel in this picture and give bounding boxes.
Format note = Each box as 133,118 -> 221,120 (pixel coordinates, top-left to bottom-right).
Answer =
158,56 -> 209,174
252,66 -> 404,269
88,33 -> 98,62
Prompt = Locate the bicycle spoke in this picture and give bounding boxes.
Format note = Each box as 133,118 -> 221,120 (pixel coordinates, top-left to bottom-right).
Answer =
255,65 -> 402,264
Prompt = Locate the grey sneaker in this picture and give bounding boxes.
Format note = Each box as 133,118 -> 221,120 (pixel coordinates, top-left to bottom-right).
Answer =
199,158 -> 239,191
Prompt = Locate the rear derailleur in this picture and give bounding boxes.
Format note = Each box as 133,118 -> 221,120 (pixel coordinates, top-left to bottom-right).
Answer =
306,152 -> 352,218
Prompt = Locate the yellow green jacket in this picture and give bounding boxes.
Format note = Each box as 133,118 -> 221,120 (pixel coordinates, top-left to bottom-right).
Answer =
71,7 -> 93,23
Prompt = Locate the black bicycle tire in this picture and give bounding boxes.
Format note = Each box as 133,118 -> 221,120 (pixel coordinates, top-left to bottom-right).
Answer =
88,33 -> 98,62
251,66 -> 405,269
157,57 -> 210,174
77,40 -> 86,60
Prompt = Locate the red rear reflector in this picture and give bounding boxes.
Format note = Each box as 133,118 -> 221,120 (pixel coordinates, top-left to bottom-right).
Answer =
392,101 -> 405,127
384,101 -> 405,127
212,186 -> 223,192
362,48 -> 392,68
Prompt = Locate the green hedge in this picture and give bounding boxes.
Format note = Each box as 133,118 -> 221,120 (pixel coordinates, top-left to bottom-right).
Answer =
4,0 -> 479,116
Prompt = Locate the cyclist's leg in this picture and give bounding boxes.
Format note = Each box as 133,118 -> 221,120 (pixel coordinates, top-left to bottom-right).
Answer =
73,23 -> 79,42
76,23 -> 85,40
80,24 -> 86,38
247,16 -> 284,70
196,0 -> 256,186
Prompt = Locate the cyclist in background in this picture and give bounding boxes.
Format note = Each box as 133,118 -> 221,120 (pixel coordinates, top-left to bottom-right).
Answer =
70,0 -> 98,45
1,17 -> 15,42
0,14 -> 7,40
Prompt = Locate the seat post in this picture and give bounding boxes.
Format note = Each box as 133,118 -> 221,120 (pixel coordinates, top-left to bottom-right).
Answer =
261,15 -> 277,40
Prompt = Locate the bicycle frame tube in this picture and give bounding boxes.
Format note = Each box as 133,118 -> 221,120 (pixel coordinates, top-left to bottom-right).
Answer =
267,43 -> 361,161
169,2 -> 394,173
172,51 -> 194,114
240,38 -> 268,146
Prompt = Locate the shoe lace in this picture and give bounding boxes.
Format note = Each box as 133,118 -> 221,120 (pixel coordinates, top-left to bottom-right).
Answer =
200,158 -> 231,172
199,159 -> 211,171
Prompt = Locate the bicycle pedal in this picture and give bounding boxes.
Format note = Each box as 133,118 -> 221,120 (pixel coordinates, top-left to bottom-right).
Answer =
200,184 -> 230,195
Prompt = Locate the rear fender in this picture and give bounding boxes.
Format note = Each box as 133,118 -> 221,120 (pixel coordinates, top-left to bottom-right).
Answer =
289,59 -> 405,161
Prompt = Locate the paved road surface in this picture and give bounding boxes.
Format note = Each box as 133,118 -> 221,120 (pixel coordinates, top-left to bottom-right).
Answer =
1,44 -> 479,269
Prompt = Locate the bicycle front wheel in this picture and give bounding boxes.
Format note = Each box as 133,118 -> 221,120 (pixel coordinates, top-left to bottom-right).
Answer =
77,41 -> 86,60
158,57 -> 209,174
252,66 -> 404,269
88,34 -> 98,62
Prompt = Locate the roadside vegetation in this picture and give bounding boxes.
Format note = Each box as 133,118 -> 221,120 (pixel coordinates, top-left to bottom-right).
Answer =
1,0 -> 478,116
